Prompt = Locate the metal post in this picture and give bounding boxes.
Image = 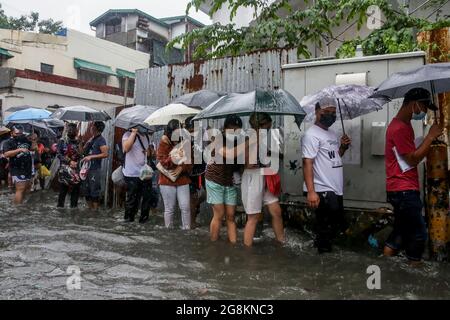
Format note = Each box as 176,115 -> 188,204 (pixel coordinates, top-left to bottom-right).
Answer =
418,27 -> 450,261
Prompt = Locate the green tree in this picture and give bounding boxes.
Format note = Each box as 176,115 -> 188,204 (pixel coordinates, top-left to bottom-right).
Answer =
0,4 -> 63,34
168,0 -> 450,61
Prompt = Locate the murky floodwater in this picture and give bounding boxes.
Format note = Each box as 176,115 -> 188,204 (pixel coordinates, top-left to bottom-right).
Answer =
0,189 -> 449,300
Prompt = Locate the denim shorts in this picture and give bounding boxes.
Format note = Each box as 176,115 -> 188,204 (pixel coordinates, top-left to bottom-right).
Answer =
206,179 -> 237,206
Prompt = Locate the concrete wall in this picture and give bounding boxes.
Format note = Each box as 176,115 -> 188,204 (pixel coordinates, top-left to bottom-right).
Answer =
282,52 -> 427,209
0,28 -> 149,88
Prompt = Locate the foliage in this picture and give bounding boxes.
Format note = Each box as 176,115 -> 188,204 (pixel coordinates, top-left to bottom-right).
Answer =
168,0 -> 450,61
0,4 -> 63,34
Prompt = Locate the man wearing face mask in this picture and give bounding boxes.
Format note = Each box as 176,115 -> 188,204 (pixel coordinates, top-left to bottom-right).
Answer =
384,88 -> 442,264
302,97 -> 351,253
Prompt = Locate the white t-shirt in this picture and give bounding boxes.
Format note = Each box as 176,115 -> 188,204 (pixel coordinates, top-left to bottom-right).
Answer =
302,124 -> 343,196
122,132 -> 149,178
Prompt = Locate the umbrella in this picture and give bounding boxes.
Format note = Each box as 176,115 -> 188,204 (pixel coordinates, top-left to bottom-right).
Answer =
300,85 -> 389,133
5,108 -> 51,123
6,121 -> 57,138
115,105 -> 159,130
144,103 -> 201,126
42,118 -> 65,128
173,90 -> 225,109
370,62 -> 450,99
51,106 -> 111,122
6,105 -> 38,113
193,89 -> 306,123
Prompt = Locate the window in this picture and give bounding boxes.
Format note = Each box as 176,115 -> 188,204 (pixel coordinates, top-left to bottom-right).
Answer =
105,18 -> 122,36
41,63 -> 54,74
77,70 -> 108,86
119,78 -> 135,95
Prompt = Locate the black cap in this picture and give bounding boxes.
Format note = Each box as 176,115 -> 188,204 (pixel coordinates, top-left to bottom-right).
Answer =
404,88 -> 437,111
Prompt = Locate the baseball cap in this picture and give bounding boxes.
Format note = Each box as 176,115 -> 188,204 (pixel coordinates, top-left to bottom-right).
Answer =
315,96 -> 338,110
404,88 -> 437,111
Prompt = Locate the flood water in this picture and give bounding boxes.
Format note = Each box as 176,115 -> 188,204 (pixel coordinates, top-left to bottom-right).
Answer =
1,189 -> 449,300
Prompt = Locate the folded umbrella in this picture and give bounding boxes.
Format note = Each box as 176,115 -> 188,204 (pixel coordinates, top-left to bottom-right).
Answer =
51,106 -> 111,122
144,104 -> 201,126
115,105 -> 158,131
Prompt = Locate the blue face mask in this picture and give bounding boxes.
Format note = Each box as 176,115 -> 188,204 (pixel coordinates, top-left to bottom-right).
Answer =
412,104 -> 426,121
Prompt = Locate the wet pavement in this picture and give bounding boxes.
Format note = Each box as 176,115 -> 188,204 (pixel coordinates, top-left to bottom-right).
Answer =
0,189 -> 449,300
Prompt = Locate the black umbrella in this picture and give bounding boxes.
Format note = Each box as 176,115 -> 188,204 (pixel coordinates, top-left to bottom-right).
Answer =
173,90 -> 225,109
51,106 -> 111,122
6,121 -> 57,138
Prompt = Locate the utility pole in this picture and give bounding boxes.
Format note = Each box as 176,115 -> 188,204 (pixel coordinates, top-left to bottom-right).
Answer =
417,27 -> 450,261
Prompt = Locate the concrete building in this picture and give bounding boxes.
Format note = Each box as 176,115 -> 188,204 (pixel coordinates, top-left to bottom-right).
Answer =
0,28 -> 149,121
89,9 -> 205,66
199,0 -> 450,58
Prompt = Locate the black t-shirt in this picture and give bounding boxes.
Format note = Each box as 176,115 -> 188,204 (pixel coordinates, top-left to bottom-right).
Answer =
3,136 -> 33,178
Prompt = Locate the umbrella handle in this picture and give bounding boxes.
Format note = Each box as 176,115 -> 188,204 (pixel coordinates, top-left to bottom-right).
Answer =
337,98 -> 346,136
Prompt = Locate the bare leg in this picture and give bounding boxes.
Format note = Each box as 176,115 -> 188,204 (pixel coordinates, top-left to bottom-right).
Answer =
244,214 -> 259,247
14,181 -> 28,205
225,205 -> 237,244
210,204 -> 225,241
267,201 -> 285,244
383,246 -> 397,257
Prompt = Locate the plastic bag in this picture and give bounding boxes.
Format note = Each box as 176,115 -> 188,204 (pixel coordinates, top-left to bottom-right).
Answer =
265,173 -> 281,196
112,166 -> 126,186
39,165 -> 51,178
140,164 -> 154,181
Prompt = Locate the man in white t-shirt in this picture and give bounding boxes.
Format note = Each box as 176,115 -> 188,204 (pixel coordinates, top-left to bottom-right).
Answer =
302,97 -> 351,253
122,128 -> 157,223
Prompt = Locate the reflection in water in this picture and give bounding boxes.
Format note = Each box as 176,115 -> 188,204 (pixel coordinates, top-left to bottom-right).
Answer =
0,189 -> 449,300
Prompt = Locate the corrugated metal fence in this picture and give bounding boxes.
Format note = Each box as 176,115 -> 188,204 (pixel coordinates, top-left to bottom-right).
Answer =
135,49 -> 297,106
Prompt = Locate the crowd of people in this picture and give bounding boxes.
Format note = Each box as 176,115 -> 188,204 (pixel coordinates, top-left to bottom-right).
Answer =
0,87 -> 440,260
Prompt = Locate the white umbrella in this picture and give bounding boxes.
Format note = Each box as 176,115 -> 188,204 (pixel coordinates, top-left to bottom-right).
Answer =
144,103 -> 201,126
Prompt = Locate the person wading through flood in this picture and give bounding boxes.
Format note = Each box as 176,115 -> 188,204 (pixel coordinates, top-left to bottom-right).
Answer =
157,119 -> 193,230
122,127 -> 158,223
206,114 -> 244,243
57,123 -> 82,208
184,116 -> 206,229
3,125 -> 36,204
242,112 -> 285,247
302,97 -> 351,253
81,121 -> 108,210
383,88 -> 442,265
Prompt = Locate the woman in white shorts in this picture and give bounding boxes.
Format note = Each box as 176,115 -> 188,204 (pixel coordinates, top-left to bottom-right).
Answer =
242,113 -> 285,246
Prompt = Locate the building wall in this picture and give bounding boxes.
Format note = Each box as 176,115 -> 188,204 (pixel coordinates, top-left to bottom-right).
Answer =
148,20 -> 169,39
171,23 -> 186,49
0,28 -> 149,89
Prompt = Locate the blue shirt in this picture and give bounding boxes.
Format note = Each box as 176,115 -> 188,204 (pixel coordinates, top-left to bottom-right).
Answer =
86,135 -> 107,170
